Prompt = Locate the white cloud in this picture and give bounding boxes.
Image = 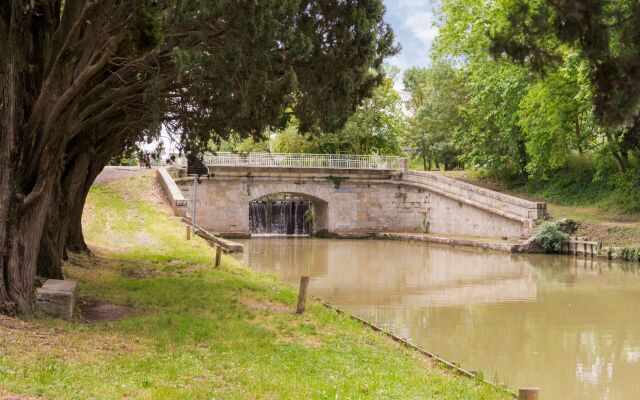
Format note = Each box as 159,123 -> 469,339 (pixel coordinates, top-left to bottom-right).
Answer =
403,11 -> 438,48
383,0 -> 440,90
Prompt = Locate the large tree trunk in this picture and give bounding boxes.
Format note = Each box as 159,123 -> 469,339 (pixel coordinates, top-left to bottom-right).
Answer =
64,140 -> 127,254
0,33 -> 57,314
37,153 -> 92,278
0,76 -> 56,314
37,133 -> 129,276
65,186 -> 92,254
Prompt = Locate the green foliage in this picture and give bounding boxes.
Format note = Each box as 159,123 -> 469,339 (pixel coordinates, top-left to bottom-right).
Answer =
430,0 -> 639,187
338,76 -> 406,155
457,61 -> 530,179
555,218 -> 580,235
517,53 -> 598,178
272,75 -> 406,155
134,7 -> 162,50
108,157 -> 139,167
620,247 -> 640,262
490,0 -> 640,129
402,62 -> 465,170
325,175 -> 349,189
534,221 -> 570,252
273,124 -> 315,153
521,155 -> 640,215
606,166 -> 640,214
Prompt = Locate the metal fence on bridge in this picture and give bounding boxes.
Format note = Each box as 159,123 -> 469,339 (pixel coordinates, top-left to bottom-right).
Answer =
197,152 -> 401,170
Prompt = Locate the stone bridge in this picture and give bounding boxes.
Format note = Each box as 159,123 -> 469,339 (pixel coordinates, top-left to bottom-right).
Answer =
158,153 -> 546,239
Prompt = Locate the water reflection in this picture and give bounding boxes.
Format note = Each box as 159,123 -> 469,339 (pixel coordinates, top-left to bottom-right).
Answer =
237,238 -> 640,400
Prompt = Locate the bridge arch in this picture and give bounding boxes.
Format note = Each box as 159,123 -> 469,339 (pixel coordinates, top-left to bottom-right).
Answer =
248,192 -> 328,235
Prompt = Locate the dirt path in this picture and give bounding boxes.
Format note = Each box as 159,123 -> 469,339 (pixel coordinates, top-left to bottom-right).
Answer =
94,166 -> 145,184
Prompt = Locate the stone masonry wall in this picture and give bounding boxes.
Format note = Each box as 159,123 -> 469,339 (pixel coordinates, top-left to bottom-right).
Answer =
172,167 -> 536,238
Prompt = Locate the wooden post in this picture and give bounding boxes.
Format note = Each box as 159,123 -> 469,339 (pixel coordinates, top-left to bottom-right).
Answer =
296,276 -> 310,314
215,245 -> 222,267
584,242 -> 587,257
518,387 -> 539,400
186,225 -> 191,240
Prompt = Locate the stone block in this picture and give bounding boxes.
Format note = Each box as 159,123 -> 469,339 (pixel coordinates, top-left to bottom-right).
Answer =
36,279 -> 77,319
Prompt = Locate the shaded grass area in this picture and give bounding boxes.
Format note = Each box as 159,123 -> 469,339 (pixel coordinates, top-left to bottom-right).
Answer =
0,171 -> 509,399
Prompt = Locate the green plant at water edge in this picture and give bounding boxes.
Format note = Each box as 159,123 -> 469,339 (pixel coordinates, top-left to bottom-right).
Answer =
534,221 -> 569,252
304,207 -> 313,232
620,247 -> 640,262
421,214 -> 430,233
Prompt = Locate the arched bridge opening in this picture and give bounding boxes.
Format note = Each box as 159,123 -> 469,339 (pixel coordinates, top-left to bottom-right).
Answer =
249,192 -> 328,236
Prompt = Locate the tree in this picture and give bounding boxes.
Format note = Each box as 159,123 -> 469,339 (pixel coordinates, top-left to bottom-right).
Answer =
0,1 -> 397,315
431,0 -> 605,179
402,63 -> 466,170
489,0 -> 640,170
517,51 -> 598,177
490,0 -> 640,129
337,75 -> 405,155
273,75 -> 406,155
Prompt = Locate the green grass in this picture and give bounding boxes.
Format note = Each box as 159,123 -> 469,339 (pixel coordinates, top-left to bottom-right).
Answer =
0,171 -> 509,399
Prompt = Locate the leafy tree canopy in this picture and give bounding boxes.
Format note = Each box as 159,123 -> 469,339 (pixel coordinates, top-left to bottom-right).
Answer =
0,0 -> 398,315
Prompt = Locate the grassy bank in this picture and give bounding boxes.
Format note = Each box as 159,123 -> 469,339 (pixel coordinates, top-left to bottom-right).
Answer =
0,171 -> 508,399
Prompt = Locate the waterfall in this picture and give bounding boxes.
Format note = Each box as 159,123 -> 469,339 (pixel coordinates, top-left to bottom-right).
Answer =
249,200 -> 310,236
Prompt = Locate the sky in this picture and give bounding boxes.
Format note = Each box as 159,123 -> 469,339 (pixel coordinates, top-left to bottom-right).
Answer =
383,0 -> 439,89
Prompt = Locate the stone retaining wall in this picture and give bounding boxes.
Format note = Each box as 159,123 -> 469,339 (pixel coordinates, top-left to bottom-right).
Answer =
159,166 -> 545,239
157,167 -> 187,216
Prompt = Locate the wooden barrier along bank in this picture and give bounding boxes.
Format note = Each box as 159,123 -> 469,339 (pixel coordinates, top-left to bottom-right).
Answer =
560,236 -> 600,257
181,216 -> 244,253
305,289 -> 523,398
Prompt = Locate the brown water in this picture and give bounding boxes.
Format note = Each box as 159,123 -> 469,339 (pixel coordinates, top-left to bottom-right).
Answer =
236,237 -> 640,400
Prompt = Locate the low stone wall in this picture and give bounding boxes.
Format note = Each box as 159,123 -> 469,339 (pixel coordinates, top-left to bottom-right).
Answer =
400,171 -> 546,236
374,232 -> 518,253
157,167 -> 187,216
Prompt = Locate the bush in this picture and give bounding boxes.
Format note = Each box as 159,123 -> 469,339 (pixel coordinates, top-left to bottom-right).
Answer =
534,221 -> 569,252
620,247 -> 640,262
555,218 -> 580,234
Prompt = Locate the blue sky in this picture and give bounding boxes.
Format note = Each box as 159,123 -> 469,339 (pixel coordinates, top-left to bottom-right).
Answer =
383,0 -> 439,85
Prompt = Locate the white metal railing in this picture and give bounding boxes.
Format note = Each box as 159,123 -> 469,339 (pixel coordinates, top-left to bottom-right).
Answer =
191,152 -> 401,170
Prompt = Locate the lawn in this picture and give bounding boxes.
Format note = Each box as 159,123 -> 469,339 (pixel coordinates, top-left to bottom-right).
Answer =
0,170 -> 510,399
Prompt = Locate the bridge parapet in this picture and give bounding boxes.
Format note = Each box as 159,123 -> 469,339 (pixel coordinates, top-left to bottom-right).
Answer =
187,152 -> 401,170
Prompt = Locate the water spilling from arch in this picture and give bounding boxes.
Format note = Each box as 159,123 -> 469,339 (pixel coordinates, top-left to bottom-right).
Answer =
249,194 -> 311,235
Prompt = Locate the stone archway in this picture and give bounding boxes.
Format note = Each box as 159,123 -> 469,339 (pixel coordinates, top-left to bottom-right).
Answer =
248,192 -> 328,235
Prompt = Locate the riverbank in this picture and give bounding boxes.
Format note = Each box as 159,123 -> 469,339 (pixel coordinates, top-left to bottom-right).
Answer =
444,170 -> 640,249
0,171 -> 509,399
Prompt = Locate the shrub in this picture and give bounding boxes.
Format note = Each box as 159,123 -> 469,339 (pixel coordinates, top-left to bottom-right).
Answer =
620,247 -> 640,262
555,218 -> 580,234
534,221 -> 569,252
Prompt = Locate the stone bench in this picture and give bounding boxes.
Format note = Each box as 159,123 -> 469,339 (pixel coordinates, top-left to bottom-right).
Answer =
36,279 -> 77,319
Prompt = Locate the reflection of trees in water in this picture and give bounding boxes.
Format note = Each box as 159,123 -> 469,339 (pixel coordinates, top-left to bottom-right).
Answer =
401,285 -> 640,400
241,238 -> 640,400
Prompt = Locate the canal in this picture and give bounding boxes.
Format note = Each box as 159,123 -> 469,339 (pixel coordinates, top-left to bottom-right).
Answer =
236,237 -> 640,399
